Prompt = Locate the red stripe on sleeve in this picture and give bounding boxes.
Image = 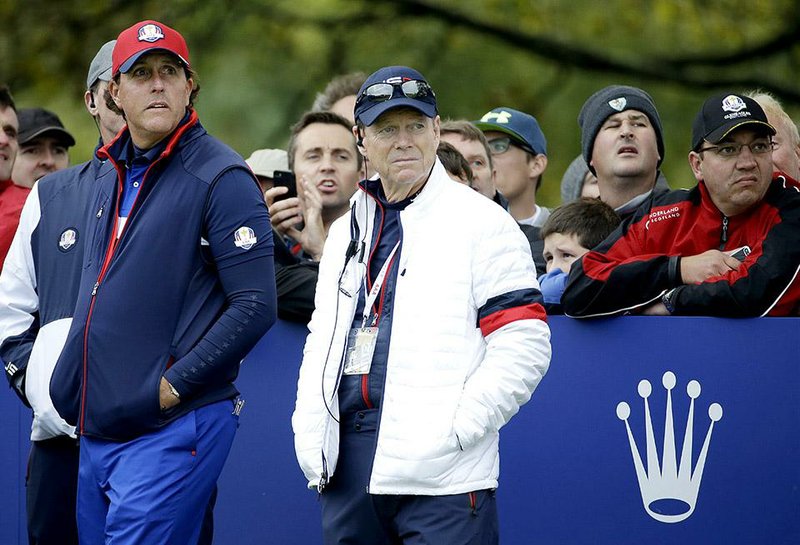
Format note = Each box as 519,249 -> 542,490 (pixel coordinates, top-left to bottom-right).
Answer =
479,303 -> 547,337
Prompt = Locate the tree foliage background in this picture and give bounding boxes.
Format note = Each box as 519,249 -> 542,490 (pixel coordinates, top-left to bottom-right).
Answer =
2,0 -> 799,206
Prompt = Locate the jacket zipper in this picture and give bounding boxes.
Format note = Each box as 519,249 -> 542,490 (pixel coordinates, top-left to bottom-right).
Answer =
719,215 -> 729,249
77,152 -> 168,433
364,207 -> 404,493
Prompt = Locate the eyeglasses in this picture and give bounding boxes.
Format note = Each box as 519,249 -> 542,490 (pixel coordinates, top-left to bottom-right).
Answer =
487,136 -> 536,156
697,140 -> 775,158
356,80 -> 435,106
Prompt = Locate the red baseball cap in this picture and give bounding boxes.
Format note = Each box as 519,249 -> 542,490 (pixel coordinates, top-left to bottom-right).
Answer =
112,20 -> 190,76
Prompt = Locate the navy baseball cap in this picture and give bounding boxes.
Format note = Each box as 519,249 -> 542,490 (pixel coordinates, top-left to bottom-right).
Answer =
473,107 -> 547,156
354,66 -> 437,126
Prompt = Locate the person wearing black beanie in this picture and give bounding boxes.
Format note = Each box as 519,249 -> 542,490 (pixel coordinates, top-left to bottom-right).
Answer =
577,85 -> 669,216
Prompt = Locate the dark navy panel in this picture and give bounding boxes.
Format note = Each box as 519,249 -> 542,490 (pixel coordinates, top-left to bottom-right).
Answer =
3,317 -> 798,544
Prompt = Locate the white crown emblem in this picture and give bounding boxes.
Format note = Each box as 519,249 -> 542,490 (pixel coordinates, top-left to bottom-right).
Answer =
608,97 -> 627,111
138,24 -> 165,43
721,95 -> 747,113
616,371 -> 723,523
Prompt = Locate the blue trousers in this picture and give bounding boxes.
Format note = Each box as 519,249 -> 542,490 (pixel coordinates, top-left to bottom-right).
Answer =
77,400 -> 237,545
321,409 -> 499,545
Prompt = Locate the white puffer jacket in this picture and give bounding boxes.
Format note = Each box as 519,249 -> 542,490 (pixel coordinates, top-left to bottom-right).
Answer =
292,160 -> 551,495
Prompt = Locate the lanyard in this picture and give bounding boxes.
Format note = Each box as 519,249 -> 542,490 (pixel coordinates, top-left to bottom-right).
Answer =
361,241 -> 400,328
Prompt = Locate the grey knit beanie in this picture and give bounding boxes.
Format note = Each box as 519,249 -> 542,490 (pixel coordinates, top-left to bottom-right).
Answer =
578,85 -> 664,174
560,155 -> 591,203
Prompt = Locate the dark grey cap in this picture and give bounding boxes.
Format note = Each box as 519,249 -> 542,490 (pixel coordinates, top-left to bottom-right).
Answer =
86,40 -> 116,89
560,155 -> 591,203
578,85 -> 664,174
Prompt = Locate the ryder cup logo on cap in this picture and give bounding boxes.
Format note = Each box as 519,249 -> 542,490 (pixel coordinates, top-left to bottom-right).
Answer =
112,20 -> 190,76
137,23 -> 165,43
721,95 -> 747,114
354,66 -> 437,126
691,92 -> 775,151
234,226 -> 257,250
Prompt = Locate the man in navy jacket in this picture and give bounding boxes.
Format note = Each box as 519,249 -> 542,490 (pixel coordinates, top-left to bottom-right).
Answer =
50,20 -> 276,545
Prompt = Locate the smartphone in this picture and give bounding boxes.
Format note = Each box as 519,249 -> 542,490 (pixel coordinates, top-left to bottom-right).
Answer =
727,245 -> 751,262
272,170 -> 297,201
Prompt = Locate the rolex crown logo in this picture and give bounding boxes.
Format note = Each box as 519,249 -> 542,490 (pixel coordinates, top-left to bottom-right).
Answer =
616,371 -> 723,523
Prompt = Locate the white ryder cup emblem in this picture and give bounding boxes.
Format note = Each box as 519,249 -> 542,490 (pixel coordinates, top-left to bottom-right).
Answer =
608,97 -> 627,111
234,226 -> 257,250
58,229 -> 77,251
616,371 -> 723,523
137,24 -> 165,43
721,95 -> 747,113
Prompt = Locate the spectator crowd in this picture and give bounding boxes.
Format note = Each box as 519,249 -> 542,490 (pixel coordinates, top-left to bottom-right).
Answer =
0,16 -> 799,545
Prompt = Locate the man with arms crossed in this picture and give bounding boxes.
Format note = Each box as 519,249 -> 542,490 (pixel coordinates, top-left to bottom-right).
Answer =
293,66 -> 551,544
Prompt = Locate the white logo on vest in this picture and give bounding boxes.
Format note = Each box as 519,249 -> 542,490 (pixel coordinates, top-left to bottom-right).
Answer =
59,228 -> 78,251
616,371 -> 723,523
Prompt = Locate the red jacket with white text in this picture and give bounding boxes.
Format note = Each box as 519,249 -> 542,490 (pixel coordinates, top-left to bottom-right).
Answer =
562,174 -> 800,317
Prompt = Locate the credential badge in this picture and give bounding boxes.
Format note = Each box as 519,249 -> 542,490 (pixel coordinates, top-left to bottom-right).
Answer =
234,226 -> 257,250
608,97 -> 627,112
58,228 -> 78,251
137,24 -> 165,43
721,95 -> 747,113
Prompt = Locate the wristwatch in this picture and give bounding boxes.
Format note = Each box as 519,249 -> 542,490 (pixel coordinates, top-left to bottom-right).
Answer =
167,382 -> 181,400
661,288 -> 677,315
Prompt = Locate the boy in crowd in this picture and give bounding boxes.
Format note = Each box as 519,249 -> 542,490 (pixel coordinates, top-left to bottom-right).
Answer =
538,198 -> 620,313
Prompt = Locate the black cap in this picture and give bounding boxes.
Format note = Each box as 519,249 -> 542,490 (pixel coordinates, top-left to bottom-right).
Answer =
17,108 -> 75,147
691,93 -> 775,151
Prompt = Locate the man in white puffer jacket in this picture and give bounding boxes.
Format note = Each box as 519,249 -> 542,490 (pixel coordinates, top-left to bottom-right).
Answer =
292,66 -> 552,545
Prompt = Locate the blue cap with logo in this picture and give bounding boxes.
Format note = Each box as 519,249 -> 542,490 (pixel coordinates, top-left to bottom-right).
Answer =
354,66 -> 437,126
473,107 -> 547,156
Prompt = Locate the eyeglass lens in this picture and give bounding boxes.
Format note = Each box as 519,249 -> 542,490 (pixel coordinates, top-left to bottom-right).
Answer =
488,137 -> 511,154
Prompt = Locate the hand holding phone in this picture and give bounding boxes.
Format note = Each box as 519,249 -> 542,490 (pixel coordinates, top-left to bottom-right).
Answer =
272,170 -> 297,202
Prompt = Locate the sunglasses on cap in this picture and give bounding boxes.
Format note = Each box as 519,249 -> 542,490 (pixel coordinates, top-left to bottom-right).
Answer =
486,136 -> 536,156
356,80 -> 435,106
